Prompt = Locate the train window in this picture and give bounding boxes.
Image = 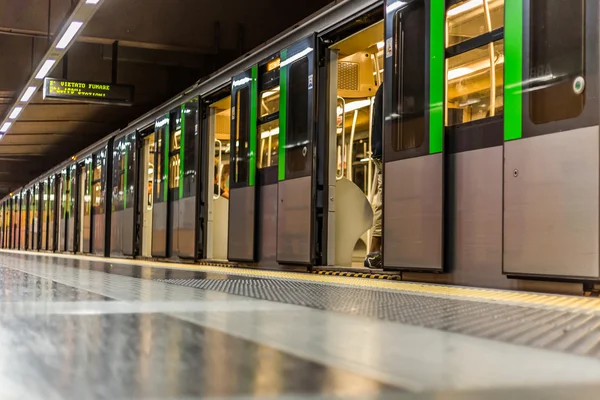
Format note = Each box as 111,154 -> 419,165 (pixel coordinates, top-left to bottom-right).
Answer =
83,164 -> 91,217
258,119 -> 279,168
392,0 -> 426,152
259,87 -> 280,118
446,39 -> 504,125
93,182 -> 103,214
125,133 -> 135,209
112,139 -> 124,211
182,100 -> 198,198
169,155 -> 180,190
154,116 -> 168,203
286,57 -> 310,175
234,87 -> 250,184
447,0 -> 504,47
93,151 -> 106,215
529,0 -> 585,124
444,0 -> 505,126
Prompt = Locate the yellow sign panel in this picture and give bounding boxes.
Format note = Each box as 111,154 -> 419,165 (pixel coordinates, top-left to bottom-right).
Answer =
266,58 -> 281,72
43,78 -> 134,105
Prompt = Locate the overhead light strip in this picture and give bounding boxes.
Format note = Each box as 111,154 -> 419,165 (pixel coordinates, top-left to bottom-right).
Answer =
0,0 -> 104,136
21,86 -> 37,103
35,59 -> 57,80
0,122 -> 11,133
9,107 -> 23,119
56,21 -> 84,49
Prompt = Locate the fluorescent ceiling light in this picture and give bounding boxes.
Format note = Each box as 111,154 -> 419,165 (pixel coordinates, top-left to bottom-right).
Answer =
21,86 -> 37,102
337,99 -> 372,116
86,0 -> 100,4
447,0 -> 483,17
35,59 -> 56,79
56,21 -> 83,49
280,48 -> 313,68
0,122 -> 11,133
9,107 -> 23,119
377,41 -> 384,50
261,127 -> 279,139
447,54 -> 504,80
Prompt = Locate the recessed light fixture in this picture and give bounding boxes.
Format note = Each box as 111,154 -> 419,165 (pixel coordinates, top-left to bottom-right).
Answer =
86,0 -> 100,4
35,59 -> 56,80
0,122 -> 12,133
9,107 -> 23,119
21,86 -> 37,102
56,21 -> 84,49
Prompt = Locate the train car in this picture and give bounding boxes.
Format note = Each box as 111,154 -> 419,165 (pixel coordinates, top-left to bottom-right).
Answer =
1,0 -> 598,294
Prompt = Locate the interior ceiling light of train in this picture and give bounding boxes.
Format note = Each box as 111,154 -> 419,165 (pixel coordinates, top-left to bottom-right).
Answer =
0,0 -> 104,137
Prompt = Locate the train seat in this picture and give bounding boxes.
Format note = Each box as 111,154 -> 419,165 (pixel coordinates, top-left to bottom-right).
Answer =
335,177 -> 373,267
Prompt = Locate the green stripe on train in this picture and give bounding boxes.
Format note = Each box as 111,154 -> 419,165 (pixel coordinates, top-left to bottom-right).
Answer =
279,49 -> 288,181
249,66 -> 258,187
504,0 -> 523,141
429,0 -> 444,154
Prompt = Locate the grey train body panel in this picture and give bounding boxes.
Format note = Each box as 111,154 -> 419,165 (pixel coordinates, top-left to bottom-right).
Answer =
93,213 -> 105,256
277,176 -> 312,264
419,147 -> 504,288
504,127 -> 600,279
152,202 -> 168,258
110,210 -> 124,256
67,216 -> 74,252
83,213 -> 91,253
59,217 -> 66,251
259,184 -> 278,268
228,186 -> 255,262
169,199 -> 180,258
384,153 -> 443,271
178,196 -> 196,258
122,207 -> 134,256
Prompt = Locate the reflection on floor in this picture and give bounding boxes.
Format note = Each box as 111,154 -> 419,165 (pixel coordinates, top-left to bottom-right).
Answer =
0,252 -> 600,399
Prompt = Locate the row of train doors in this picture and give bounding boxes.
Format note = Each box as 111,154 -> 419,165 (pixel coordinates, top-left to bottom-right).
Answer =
0,10 -> 394,269
2,3 -> 438,271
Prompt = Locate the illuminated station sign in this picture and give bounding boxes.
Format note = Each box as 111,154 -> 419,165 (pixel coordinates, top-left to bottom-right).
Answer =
43,78 -> 134,106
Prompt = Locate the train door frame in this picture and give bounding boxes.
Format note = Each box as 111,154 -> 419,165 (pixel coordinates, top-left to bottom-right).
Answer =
503,0 -> 600,279
66,164 -> 76,253
199,86 -> 231,261
381,0 -> 445,271
151,115 -> 170,258
57,169 -> 66,252
228,67 -> 258,262
318,4 -> 384,268
136,124 -> 156,259
274,34 -> 319,266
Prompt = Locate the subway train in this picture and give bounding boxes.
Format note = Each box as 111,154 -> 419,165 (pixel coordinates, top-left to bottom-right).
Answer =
1,0 -> 597,294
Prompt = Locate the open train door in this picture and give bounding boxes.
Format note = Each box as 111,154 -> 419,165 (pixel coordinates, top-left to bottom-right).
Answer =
382,0 -> 444,271
228,67 -> 258,262
276,36 -> 317,265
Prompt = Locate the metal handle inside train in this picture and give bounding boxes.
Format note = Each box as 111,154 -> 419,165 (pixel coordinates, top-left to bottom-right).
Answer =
336,96 -> 346,180
213,139 -> 223,200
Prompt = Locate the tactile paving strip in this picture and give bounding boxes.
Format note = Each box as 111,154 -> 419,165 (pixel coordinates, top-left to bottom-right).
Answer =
157,277 -> 600,359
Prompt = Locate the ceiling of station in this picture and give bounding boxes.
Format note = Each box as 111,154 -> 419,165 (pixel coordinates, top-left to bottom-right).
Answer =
0,0 -> 332,197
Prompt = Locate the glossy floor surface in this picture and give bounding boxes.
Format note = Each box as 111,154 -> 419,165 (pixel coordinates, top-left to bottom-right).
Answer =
1,251 -> 600,399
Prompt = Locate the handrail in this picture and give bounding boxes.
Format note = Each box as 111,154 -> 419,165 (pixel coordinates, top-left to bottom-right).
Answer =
336,96 -> 346,180
348,109 -> 359,179
213,139 -> 223,199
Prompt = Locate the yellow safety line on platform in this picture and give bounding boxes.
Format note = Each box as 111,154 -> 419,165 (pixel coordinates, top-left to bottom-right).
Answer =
2,249 -> 600,313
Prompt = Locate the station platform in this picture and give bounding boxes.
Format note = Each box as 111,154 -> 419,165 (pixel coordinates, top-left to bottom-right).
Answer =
1,250 -> 600,399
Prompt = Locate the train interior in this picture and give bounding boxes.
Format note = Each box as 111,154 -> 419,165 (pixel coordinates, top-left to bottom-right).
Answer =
328,20 -> 384,268
207,95 -> 231,261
